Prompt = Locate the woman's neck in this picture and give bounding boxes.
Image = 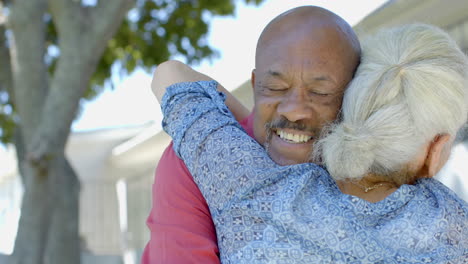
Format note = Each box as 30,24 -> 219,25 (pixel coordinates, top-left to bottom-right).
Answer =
336,174 -> 399,203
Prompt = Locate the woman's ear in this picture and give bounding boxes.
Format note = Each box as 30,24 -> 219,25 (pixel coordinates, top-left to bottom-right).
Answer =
425,134 -> 452,178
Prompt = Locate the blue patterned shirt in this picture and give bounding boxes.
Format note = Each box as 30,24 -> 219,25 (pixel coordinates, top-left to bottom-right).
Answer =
161,81 -> 468,264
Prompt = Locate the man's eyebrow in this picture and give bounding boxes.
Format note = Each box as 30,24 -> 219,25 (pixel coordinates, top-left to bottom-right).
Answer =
312,76 -> 330,81
267,70 -> 333,84
267,70 -> 283,78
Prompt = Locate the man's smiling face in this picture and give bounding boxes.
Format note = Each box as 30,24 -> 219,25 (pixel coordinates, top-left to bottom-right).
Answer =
251,14 -> 358,165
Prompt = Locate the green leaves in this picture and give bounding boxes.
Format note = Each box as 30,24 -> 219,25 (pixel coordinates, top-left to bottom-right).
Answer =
91,0 -> 264,89
0,0 -> 265,143
0,91 -> 15,143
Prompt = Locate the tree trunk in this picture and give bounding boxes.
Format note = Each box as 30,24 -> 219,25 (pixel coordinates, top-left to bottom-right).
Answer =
8,0 -> 53,262
7,1 -> 135,263
11,166 -> 51,264
44,155 -> 81,264
11,153 -> 80,264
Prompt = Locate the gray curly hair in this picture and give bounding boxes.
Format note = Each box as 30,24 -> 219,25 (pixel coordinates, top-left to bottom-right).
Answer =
313,23 -> 468,183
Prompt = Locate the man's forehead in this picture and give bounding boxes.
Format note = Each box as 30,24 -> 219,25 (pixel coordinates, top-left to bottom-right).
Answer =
256,25 -> 349,65
256,67 -> 335,85
255,30 -> 354,81
257,47 -> 332,71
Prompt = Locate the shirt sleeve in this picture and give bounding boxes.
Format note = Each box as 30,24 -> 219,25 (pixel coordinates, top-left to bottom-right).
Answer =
141,142 -> 220,264
161,81 -> 279,215
141,112 -> 256,264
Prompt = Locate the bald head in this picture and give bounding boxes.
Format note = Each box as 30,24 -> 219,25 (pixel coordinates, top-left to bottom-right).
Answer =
256,6 -> 360,67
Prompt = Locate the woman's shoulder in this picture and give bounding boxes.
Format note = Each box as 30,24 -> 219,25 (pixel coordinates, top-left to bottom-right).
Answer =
411,178 -> 468,226
416,178 -> 468,209
384,179 -> 467,261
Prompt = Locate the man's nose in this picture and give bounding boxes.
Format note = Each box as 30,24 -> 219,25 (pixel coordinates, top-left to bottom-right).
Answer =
277,88 -> 314,122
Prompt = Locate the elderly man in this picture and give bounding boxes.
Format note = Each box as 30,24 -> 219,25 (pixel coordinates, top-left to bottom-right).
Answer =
142,6 -> 360,263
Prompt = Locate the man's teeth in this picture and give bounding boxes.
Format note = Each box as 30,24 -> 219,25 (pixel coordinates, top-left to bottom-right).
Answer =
276,130 -> 312,143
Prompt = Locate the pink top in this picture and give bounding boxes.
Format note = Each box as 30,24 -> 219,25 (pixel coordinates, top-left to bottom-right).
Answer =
141,113 -> 255,264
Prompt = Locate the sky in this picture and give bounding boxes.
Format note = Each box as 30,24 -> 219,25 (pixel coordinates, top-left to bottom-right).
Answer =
71,0 -> 389,132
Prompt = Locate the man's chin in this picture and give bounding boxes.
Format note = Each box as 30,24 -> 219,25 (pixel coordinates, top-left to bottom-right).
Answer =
267,149 -> 311,166
265,136 -> 314,166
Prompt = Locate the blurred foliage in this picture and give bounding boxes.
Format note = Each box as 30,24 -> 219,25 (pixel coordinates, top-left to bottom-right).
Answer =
0,0 -> 264,144
0,23 -> 15,144
0,94 -> 15,143
90,0 -> 262,93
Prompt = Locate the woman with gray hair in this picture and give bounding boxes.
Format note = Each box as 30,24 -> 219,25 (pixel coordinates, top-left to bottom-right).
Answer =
153,23 -> 467,263
314,23 -> 468,202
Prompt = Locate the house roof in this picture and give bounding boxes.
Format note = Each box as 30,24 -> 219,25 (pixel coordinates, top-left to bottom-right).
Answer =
354,0 -> 468,51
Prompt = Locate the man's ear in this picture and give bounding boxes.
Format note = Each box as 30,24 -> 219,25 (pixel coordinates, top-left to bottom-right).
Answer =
425,134 -> 452,178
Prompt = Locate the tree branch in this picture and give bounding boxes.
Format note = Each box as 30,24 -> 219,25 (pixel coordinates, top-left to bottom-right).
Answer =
47,0 -> 82,36
8,0 -> 49,145
29,0 -> 135,164
89,0 -> 135,42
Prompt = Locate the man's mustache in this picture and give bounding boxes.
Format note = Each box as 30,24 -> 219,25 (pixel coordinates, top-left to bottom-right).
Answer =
265,117 -> 319,135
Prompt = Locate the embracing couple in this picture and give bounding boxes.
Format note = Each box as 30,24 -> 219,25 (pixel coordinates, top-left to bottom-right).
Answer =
143,6 -> 467,264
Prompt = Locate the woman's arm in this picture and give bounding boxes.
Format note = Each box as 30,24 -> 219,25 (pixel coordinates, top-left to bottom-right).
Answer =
153,61 -> 279,214
152,60 -> 249,121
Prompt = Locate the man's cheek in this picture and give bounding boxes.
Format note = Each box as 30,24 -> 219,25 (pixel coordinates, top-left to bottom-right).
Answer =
314,104 -> 341,123
252,106 -> 270,144
253,122 -> 267,145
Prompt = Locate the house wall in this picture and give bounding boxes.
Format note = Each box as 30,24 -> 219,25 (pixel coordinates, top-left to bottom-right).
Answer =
125,171 -> 154,259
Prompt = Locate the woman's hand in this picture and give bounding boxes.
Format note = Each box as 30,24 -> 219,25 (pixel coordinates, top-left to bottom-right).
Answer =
151,60 -> 212,103
151,60 -> 250,121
